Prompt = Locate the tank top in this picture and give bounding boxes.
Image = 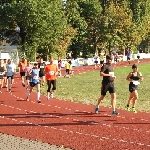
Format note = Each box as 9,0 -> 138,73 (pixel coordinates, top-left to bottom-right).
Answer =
38,63 -> 45,74
30,69 -> 39,83
0,66 -> 4,76
130,72 -> 140,84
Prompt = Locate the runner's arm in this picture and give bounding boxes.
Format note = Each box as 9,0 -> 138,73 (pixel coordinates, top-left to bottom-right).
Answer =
126,72 -> 133,82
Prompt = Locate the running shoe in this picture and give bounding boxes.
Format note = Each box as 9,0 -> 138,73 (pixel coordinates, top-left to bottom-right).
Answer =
37,100 -> 41,103
22,83 -> 25,87
95,106 -> 99,114
125,106 -> 130,111
112,111 -> 119,115
50,93 -> 54,98
131,107 -> 137,113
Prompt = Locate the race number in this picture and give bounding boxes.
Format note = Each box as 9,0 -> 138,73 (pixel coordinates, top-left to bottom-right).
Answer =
49,71 -> 54,75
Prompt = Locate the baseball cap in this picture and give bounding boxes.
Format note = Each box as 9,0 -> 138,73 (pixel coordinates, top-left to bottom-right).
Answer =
132,64 -> 137,69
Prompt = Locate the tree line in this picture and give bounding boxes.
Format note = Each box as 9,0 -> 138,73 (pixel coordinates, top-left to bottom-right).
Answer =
0,0 -> 150,60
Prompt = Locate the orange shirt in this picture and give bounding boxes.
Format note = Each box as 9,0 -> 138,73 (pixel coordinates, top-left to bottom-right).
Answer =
18,61 -> 27,72
45,64 -> 58,80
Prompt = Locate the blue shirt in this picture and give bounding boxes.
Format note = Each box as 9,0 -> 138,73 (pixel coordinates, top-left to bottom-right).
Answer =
6,64 -> 16,76
30,69 -> 39,83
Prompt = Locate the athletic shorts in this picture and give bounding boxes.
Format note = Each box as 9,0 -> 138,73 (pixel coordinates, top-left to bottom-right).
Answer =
127,57 -> 130,60
137,56 -> 140,59
20,72 -> 25,77
0,76 -> 4,79
30,82 -> 39,87
7,76 -> 14,79
101,82 -> 115,96
129,83 -> 138,93
66,69 -> 70,74
47,80 -> 56,91
26,76 -> 30,80
39,73 -> 45,78
94,61 -> 98,64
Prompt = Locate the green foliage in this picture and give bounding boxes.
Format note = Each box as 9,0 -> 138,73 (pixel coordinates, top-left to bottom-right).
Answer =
1,0 -> 150,59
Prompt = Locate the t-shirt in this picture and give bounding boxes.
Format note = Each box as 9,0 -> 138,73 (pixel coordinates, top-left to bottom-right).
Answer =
30,69 -> 39,83
65,62 -> 70,69
24,65 -> 32,76
18,61 -> 27,72
100,64 -> 114,84
45,64 -> 58,80
6,64 -> 16,76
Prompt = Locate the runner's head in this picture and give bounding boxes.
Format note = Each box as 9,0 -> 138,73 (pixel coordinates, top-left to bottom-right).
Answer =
4,59 -> 7,63
7,59 -> 12,64
34,63 -> 38,69
106,55 -> 112,64
132,64 -> 138,72
21,57 -> 25,62
49,58 -> 54,65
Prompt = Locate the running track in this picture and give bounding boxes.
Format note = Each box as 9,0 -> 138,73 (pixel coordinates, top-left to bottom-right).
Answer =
0,59 -> 150,150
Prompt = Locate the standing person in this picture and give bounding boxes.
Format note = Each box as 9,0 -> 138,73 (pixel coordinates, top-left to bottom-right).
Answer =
137,51 -> 140,63
26,63 -> 41,103
95,55 -> 119,115
18,57 -> 27,87
6,59 -> 16,92
3,59 -> 7,88
24,61 -> 32,89
125,64 -> 143,113
93,54 -> 99,69
38,58 -> 46,86
0,59 -> 6,93
58,59 -> 62,76
45,58 -> 58,100
64,60 -> 70,78
126,50 -> 132,64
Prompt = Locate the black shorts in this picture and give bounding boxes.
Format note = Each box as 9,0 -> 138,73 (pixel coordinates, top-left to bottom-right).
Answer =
66,69 -> 70,74
39,73 -> 45,78
30,82 -> 39,87
129,84 -> 138,93
26,76 -> 30,80
20,72 -> 25,77
47,80 -> 56,91
0,76 -> 4,79
7,76 -> 14,79
94,61 -> 98,64
137,56 -> 140,59
127,57 -> 130,60
101,82 -> 115,96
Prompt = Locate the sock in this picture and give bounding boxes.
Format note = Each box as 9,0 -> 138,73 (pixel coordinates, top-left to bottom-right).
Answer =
37,92 -> 40,100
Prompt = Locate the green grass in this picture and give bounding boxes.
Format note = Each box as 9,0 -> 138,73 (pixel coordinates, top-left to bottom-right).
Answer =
40,64 -> 150,112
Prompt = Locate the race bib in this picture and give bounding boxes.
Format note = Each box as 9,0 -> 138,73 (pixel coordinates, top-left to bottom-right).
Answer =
40,66 -> 44,68
133,81 -> 140,85
109,72 -> 114,77
49,71 -> 54,75
0,72 -> 3,75
33,75 -> 38,79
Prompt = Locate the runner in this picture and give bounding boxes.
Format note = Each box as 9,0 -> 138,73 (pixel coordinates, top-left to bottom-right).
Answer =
137,51 -> 140,63
18,57 -> 27,87
24,61 -> 32,89
93,54 -> 99,69
26,63 -> 41,103
126,50 -> 132,64
58,59 -> 62,76
0,59 -> 6,93
38,58 -> 46,86
64,60 -> 70,78
45,58 -> 58,100
125,64 -> 143,113
95,55 -> 119,115
3,59 -> 7,88
6,59 -> 16,92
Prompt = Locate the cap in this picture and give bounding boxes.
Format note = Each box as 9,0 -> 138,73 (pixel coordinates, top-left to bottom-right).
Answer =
132,64 -> 137,69
106,55 -> 112,60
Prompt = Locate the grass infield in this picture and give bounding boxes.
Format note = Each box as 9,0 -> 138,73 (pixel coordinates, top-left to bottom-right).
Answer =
41,64 -> 150,112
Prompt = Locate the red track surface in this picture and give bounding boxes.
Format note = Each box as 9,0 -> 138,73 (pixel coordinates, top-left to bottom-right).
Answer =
0,59 -> 150,150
